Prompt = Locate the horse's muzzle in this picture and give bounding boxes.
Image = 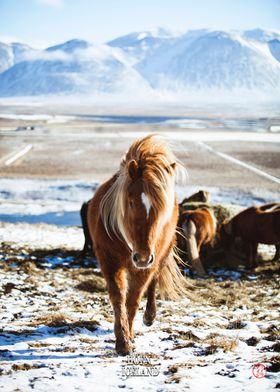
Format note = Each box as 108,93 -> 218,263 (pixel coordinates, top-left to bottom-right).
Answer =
132,252 -> 154,269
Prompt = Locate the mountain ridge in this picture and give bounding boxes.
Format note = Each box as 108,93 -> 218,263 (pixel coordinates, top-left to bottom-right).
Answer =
0,28 -> 279,100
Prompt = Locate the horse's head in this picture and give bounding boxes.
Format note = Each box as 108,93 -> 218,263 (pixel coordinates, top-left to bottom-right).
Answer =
123,158 -> 177,269
100,135 -> 187,269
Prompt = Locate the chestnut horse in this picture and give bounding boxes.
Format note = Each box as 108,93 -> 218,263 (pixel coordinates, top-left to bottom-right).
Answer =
178,207 -> 216,276
87,135 -> 188,355
180,190 -> 210,208
220,203 -> 280,268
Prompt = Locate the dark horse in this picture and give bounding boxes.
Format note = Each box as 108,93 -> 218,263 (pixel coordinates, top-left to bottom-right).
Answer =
87,135 -> 188,355
220,203 -> 280,268
80,201 -> 94,257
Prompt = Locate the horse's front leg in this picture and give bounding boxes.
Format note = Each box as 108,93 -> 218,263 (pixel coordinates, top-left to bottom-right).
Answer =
126,271 -> 152,340
245,242 -> 253,268
103,267 -> 132,355
143,278 -> 158,326
245,242 -> 257,268
251,243 -> 258,267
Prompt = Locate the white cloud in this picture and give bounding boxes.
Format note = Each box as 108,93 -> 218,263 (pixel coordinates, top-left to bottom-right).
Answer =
35,0 -> 64,8
0,35 -> 27,45
24,49 -> 70,61
0,36 -> 61,49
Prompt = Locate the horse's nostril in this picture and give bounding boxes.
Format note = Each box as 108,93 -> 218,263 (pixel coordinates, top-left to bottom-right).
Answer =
132,252 -> 140,263
132,252 -> 154,267
148,254 -> 154,264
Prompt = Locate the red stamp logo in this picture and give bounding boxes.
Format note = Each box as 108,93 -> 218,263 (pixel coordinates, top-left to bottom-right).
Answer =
252,364 -> 266,379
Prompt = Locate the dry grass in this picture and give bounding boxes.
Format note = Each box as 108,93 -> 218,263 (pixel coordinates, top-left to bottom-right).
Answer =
0,329 -> 34,337
261,342 -> 280,353
2,282 -> 16,294
227,319 -> 246,330
79,337 -> 99,344
162,328 -> 201,343
172,342 -> 195,350
195,280 -> 243,308
28,341 -> 52,348
75,277 -> 106,293
164,362 -> 194,384
188,318 -> 210,328
11,363 -> 44,372
260,324 -> 279,336
244,336 -> 260,346
30,312 -> 70,327
30,312 -> 100,332
266,355 -> 280,372
203,336 -> 239,354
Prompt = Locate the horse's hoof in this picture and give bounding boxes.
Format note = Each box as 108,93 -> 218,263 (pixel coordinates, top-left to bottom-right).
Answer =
116,340 -> 133,356
116,347 -> 133,356
143,313 -> 155,327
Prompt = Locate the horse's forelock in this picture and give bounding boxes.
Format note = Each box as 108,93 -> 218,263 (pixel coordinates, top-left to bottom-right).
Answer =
126,136 -> 183,216
101,135 -> 185,243
142,160 -> 172,214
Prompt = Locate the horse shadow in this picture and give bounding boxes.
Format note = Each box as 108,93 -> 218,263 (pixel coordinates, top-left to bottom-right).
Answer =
0,323 -> 114,361
0,349 -> 117,362
28,248 -> 98,269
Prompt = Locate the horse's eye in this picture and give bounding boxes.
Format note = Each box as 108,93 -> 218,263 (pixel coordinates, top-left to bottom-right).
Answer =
129,201 -> 134,209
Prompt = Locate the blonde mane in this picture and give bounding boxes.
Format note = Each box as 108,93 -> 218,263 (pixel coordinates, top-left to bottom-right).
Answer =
100,135 -> 188,245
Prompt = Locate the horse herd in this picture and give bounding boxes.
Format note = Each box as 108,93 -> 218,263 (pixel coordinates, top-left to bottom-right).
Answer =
79,135 -> 280,355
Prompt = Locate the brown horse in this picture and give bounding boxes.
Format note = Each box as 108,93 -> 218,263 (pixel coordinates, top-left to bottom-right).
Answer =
220,203 -> 280,268
178,207 -> 216,276
81,189 -> 210,258
180,190 -> 210,208
87,135 -> 188,355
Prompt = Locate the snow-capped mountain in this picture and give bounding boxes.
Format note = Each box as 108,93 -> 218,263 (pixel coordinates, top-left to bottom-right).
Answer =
136,30 -> 280,95
242,28 -> 280,42
268,39 -> 280,62
0,40 -> 152,96
107,27 -> 179,64
0,41 -> 32,73
0,28 -> 280,100
46,39 -> 91,53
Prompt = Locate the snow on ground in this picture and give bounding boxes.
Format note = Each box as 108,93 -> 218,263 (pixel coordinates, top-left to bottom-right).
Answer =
0,178 -> 279,391
0,178 -> 97,226
0,114 -> 78,123
0,237 -> 279,391
0,178 -> 279,227
0,222 -> 83,250
1,112 -> 280,133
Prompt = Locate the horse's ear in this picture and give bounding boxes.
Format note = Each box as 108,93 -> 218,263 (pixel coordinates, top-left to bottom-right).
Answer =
166,162 -> 176,174
171,162 -> 176,171
128,160 -> 139,180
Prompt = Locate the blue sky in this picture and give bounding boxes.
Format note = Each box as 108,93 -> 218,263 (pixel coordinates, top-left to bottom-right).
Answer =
0,0 -> 279,47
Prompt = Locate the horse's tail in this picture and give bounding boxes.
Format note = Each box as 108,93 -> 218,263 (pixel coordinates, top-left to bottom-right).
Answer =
183,219 -> 206,276
158,248 -> 195,301
183,219 -> 199,259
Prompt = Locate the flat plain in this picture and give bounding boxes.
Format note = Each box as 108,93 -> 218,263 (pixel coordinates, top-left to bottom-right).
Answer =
0,102 -> 279,391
